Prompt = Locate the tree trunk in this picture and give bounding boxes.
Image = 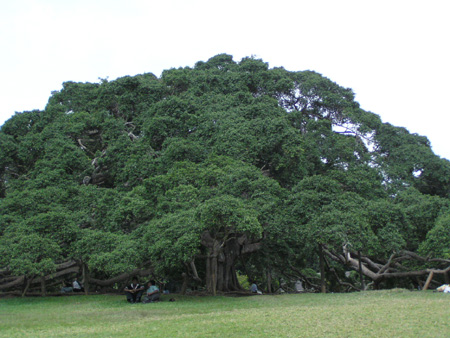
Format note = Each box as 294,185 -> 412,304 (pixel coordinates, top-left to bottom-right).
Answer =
211,255 -> 217,296
267,269 -> 272,294
205,247 -> 219,295
180,272 -> 188,295
358,251 -> 365,291
22,277 -> 33,297
217,252 -> 225,292
189,260 -> 202,282
374,279 -> 380,290
221,240 -> 241,292
202,233 -> 221,295
231,265 -> 242,290
201,231 -> 262,294
82,263 -> 89,295
205,253 -> 212,293
423,271 -> 434,291
319,244 -> 326,293
40,275 -> 46,296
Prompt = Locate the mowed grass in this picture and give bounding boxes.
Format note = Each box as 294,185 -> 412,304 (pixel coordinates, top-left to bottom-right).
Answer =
0,290 -> 449,338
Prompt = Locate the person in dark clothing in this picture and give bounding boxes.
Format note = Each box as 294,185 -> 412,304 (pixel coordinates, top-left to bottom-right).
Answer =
61,280 -> 73,293
124,277 -> 144,303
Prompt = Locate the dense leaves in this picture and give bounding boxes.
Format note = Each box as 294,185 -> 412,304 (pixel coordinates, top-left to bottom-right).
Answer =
1,54 -> 449,292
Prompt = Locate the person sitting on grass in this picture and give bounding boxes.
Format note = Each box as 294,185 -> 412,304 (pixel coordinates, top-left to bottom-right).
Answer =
72,278 -> 84,292
250,281 -> 262,294
60,281 -> 73,293
124,277 -> 145,303
143,280 -> 160,303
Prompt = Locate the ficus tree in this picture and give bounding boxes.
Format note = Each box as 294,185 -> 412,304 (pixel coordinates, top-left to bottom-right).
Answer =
1,53 -> 450,295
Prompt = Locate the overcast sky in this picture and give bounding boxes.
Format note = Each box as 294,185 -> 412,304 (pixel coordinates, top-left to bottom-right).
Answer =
1,0 -> 449,159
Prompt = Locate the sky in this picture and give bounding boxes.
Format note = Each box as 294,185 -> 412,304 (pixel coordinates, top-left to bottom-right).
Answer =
1,0 -> 449,159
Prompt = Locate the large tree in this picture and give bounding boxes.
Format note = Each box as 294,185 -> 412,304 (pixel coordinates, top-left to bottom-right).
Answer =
1,54 -> 449,295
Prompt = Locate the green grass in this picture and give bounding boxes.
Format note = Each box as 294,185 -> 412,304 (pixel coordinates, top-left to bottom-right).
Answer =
1,290 -> 449,337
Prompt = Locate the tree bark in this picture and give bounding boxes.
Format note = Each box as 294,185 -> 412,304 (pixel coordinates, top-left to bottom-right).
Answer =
230,265 -> 242,290
217,251 -> 225,292
205,252 -> 212,293
180,272 -> 188,295
322,245 -> 450,287
319,244 -> 326,293
88,268 -> 153,287
45,266 -> 80,281
40,275 -> 46,296
0,276 -> 21,283
0,265 -> 80,292
287,264 -> 320,290
202,231 -> 222,294
423,271 -> 434,291
211,255 -> 217,296
358,251 -> 365,291
201,230 -> 262,294
189,260 -> 202,282
21,277 -> 33,297
82,263 -> 89,295
266,269 -> 272,294
0,276 -> 25,290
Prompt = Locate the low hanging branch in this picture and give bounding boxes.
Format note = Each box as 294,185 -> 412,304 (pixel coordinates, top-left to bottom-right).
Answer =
287,264 -> 320,291
88,268 -> 153,287
323,254 -> 361,292
0,260 -> 154,294
87,260 -> 153,288
322,245 -> 450,286
0,275 -> 25,290
0,261 -> 80,291
189,259 -> 202,282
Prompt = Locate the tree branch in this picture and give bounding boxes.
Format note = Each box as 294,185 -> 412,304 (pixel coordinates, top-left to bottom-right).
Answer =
378,253 -> 396,274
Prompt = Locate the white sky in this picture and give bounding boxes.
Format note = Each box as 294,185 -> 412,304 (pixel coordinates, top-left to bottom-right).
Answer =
1,0 -> 449,159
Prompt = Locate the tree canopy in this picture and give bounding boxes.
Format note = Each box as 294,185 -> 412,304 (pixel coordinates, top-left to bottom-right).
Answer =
1,54 -> 450,295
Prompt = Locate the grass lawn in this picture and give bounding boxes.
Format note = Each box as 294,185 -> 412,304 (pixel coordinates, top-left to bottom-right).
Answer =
0,290 -> 449,337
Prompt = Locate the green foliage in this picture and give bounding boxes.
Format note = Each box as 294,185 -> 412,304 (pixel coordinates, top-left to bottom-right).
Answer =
419,211 -> 450,259
1,53 -> 449,288
307,192 -> 378,253
72,229 -> 142,275
365,200 -> 407,254
0,233 -> 61,277
197,195 -> 261,237
374,123 -> 450,197
143,210 -> 200,275
394,188 -> 448,250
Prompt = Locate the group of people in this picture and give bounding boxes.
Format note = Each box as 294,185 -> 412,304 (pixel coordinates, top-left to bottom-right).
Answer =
124,277 -> 160,303
62,276 -> 262,300
61,278 -> 84,293
59,275 -> 161,303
